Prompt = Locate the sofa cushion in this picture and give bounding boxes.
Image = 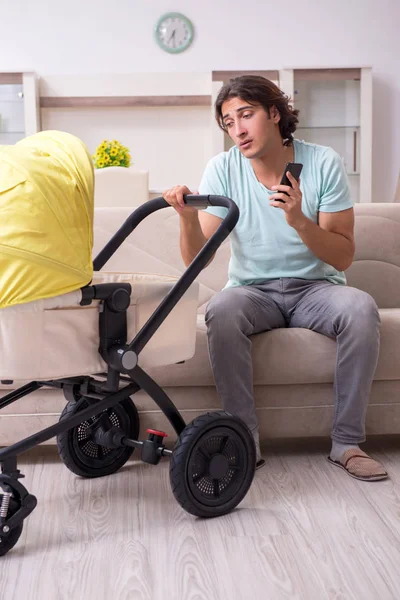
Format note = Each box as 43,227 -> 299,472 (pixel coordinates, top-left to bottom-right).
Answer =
2,308 -> 399,392
145,309 -> 400,386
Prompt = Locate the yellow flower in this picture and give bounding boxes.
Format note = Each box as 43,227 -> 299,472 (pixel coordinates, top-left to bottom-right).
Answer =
93,139 -> 132,168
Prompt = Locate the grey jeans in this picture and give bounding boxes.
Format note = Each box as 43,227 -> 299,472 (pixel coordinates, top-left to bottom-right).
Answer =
205,278 -> 381,445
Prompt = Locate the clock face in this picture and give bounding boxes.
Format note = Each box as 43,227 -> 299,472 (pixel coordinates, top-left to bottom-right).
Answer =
155,13 -> 194,54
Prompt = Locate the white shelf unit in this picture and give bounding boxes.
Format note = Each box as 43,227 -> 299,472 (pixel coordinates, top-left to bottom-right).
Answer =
0,72 -> 41,145
279,67 -> 372,203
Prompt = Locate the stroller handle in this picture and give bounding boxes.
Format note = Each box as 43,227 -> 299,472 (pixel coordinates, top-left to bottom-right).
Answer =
93,195 -> 239,271
93,195 -> 239,357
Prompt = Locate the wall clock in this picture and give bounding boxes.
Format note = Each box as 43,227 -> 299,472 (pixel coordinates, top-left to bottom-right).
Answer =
155,13 -> 194,54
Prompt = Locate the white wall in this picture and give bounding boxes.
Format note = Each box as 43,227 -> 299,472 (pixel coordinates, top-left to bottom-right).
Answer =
1,0 -> 399,200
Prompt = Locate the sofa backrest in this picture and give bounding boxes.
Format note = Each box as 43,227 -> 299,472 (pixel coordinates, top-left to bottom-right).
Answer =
346,204 -> 400,308
93,202 -> 400,311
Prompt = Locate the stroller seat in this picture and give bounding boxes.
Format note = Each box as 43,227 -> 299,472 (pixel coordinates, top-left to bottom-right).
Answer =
0,270 -> 199,381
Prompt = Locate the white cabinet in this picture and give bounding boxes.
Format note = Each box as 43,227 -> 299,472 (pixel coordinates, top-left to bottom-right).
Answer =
0,72 -> 41,145
279,68 -> 372,203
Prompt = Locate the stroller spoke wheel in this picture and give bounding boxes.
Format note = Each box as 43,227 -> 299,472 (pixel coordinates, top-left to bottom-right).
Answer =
56,396 -> 140,478
169,411 -> 256,518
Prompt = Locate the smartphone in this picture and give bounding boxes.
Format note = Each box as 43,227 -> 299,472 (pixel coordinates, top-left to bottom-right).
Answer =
276,162 -> 303,202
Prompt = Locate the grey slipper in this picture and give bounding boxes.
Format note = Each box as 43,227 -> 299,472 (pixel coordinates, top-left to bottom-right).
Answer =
327,448 -> 388,482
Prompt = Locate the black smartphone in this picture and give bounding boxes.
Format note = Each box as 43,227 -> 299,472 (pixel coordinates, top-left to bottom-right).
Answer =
276,162 -> 303,202
280,162 -> 303,186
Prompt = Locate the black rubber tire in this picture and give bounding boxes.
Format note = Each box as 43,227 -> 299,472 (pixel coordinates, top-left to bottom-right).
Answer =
169,411 -> 256,518
57,396 -> 140,478
0,498 -> 23,557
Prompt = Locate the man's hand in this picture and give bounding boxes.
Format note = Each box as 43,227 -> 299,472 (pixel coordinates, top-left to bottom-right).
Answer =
270,170 -> 355,271
269,171 -> 308,231
162,185 -> 199,218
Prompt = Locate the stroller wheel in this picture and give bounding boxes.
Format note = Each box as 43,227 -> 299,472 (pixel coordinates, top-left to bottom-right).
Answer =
57,396 -> 140,478
0,497 -> 23,557
169,411 -> 256,518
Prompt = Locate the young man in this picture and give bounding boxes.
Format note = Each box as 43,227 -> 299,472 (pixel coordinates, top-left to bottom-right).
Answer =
163,75 -> 387,481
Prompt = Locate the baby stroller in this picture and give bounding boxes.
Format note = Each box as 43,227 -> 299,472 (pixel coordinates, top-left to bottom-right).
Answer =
0,132 -> 256,557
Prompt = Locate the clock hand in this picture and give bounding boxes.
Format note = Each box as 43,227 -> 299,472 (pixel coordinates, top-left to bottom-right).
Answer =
168,29 -> 176,44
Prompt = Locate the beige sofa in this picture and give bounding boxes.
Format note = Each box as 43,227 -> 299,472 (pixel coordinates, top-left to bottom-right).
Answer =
1,202 -> 400,446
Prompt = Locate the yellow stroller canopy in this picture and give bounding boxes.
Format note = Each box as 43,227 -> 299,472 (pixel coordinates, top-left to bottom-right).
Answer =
0,130 -> 94,309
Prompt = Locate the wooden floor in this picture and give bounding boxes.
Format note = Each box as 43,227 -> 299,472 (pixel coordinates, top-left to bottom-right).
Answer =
1,438 -> 400,600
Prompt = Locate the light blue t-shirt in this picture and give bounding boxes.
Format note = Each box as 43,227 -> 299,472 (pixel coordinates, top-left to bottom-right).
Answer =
199,139 -> 353,288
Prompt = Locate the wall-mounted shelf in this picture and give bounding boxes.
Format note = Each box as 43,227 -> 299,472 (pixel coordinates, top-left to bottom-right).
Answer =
40,95 -> 212,108
38,73 -> 214,191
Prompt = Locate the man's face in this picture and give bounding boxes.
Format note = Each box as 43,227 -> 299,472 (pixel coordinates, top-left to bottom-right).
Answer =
221,96 -> 280,159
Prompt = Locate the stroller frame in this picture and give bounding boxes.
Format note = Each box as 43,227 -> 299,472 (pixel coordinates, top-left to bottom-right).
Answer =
0,195 -> 256,555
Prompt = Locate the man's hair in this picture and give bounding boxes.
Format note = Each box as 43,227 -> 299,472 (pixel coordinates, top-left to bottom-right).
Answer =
215,75 -> 299,147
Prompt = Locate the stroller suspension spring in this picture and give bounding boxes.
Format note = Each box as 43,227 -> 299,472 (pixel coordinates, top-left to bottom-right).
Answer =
0,491 -> 12,519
